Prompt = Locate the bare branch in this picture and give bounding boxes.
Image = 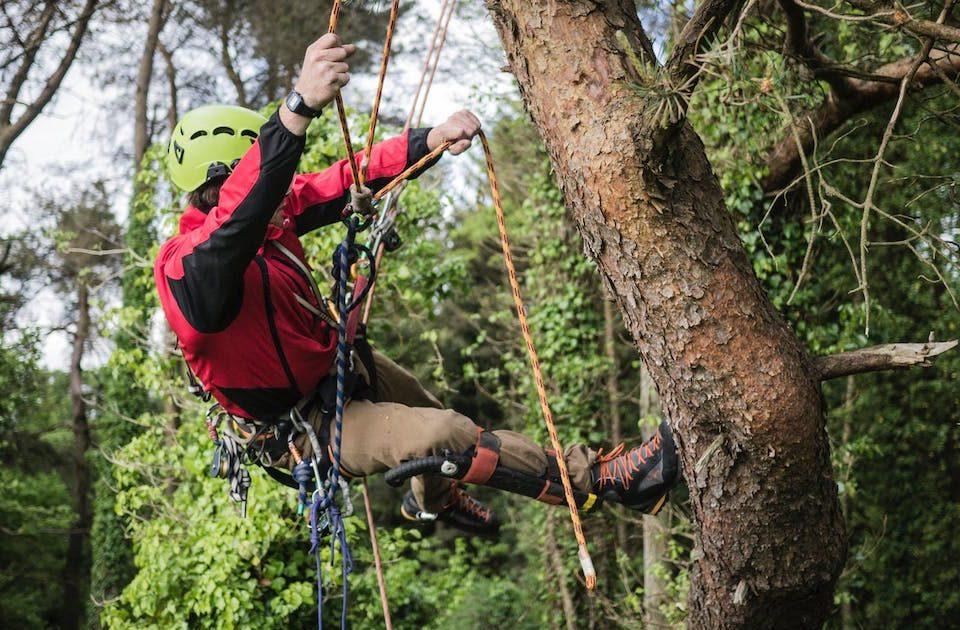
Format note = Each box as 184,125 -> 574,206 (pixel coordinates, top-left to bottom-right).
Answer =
666,0 -> 741,87
815,339 -> 958,380
0,0 -> 98,169
846,0 -> 960,43
762,44 -> 960,193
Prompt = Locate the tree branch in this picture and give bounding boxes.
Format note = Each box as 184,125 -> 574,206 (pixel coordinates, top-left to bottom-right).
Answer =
0,1 -> 56,126
0,0 -> 97,169
815,339 -> 958,380
846,1 -> 960,44
762,44 -> 960,193
666,0 -> 742,87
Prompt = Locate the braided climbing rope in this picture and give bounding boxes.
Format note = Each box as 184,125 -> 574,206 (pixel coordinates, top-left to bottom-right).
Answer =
359,0 -> 400,187
479,130 -> 597,590
327,0 -> 361,189
312,5 -> 597,628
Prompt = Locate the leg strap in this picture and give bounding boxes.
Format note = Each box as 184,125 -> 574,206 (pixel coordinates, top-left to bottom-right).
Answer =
383,441 -> 601,513
461,429 -> 501,485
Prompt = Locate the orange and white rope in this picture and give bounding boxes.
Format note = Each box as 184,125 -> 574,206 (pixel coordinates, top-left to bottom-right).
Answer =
479,130 -> 597,590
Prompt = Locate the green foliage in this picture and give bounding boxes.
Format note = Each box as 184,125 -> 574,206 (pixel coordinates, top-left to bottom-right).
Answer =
0,332 -> 73,628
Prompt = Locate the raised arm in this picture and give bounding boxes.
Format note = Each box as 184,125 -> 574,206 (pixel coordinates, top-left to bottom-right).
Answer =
287,110 -> 483,235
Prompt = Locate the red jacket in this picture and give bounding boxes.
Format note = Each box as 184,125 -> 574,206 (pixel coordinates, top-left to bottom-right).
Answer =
155,110 -> 437,420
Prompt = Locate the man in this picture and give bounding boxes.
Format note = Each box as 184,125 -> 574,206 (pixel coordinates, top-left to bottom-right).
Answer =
155,34 -> 680,534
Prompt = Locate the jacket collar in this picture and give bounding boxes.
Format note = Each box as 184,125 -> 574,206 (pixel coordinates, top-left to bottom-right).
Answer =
178,205 -> 207,234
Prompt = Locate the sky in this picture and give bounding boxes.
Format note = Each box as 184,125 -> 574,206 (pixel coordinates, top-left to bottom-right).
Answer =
1,0 -> 516,370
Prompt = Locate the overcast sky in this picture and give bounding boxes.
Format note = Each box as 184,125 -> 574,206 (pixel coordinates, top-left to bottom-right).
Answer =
0,0 -> 516,370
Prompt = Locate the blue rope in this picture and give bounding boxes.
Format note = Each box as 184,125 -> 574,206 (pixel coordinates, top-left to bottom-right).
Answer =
309,216 -> 359,630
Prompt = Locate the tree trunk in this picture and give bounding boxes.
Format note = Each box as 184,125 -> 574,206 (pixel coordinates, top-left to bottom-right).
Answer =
640,363 -> 669,629
486,2 -> 846,627
61,282 -> 92,630
158,42 -> 178,133
546,511 -> 577,630
840,376 -> 855,630
134,0 -> 167,172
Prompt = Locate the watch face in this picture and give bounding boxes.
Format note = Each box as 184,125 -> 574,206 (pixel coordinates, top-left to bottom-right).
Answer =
287,92 -> 303,110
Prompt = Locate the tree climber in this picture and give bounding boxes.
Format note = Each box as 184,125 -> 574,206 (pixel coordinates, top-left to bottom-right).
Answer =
155,34 -> 680,535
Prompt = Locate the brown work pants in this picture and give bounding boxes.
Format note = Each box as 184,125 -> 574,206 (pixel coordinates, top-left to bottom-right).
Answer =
287,349 -> 597,512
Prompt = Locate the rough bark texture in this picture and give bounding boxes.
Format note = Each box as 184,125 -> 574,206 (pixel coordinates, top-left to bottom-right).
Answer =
61,283 -> 92,630
486,2 -> 846,627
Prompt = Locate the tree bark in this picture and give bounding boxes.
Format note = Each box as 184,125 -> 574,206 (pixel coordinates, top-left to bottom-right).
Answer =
61,282 -> 92,630
0,0 -> 98,170
486,2 -> 846,627
133,0 -> 168,172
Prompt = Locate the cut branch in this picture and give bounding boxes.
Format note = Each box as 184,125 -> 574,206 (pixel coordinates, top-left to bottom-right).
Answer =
815,339 -> 958,380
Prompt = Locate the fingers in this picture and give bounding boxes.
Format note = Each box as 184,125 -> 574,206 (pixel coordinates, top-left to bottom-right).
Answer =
316,43 -> 357,62
312,33 -> 341,50
308,33 -> 356,61
335,73 -> 350,87
448,139 -> 472,155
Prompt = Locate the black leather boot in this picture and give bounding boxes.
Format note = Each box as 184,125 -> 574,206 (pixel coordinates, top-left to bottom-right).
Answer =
591,420 -> 679,514
401,484 -> 500,535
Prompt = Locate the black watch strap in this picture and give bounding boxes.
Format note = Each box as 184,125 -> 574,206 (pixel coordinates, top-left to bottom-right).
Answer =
285,91 -> 323,118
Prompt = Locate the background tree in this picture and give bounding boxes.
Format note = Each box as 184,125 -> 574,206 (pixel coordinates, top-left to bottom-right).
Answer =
0,0 -> 100,169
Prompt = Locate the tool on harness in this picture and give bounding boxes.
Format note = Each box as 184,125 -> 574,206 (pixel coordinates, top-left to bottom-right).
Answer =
383,430 -> 601,513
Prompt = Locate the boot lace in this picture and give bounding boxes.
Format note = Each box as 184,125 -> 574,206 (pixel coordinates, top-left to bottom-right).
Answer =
447,485 -> 491,522
595,430 -> 661,490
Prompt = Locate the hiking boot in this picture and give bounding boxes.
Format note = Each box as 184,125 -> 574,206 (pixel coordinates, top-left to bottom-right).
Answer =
592,420 -> 679,514
401,484 -> 500,535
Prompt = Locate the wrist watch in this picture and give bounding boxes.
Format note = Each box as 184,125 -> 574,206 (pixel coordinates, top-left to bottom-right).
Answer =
285,90 -> 323,118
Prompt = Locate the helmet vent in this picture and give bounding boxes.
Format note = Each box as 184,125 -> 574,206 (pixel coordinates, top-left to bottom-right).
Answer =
213,126 -> 235,135
240,129 -> 258,140
189,130 -> 208,140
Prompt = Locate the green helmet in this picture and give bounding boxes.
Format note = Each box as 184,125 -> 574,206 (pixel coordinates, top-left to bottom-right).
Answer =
166,105 -> 267,192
